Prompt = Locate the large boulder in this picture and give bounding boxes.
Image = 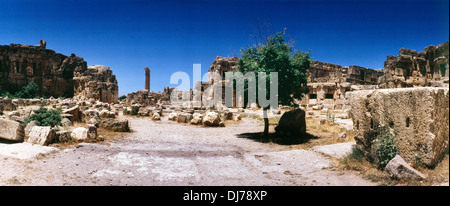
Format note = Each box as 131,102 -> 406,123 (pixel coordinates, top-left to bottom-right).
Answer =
350,87 -> 449,167
203,112 -> 220,127
26,126 -> 56,146
385,155 -> 426,180
71,127 -> 89,141
61,118 -> 72,127
71,125 -> 97,141
83,109 -> 99,122
87,124 -> 98,140
99,118 -> 130,132
62,105 -> 80,122
223,111 -> 233,120
24,120 -> 37,139
55,131 -> 71,143
138,107 -> 150,116
275,108 -> 306,138
0,118 -> 25,142
177,113 -> 192,123
168,112 -> 178,121
88,117 -> 100,128
99,110 -> 116,118
190,113 -> 203,125
151,112 -> 161,120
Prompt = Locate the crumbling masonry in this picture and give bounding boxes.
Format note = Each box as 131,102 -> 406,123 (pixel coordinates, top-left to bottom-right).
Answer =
0,41 -> 118,103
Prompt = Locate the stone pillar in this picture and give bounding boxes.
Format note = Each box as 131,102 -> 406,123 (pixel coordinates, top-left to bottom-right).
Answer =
144,66 -> 150,91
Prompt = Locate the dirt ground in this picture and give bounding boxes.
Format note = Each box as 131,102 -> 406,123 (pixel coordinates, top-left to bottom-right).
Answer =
0,114 -> 377,186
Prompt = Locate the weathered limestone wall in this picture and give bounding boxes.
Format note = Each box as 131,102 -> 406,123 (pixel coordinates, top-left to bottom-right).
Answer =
126,87 -> 173,106
349,87 -> 449,167
379,41 -> 449,88
73,65 -> 118,103
0,42 -> 84,97
308,61 -> 383,85
0,41 -> 119,103
208,56 -> 239,82
302,61 -> 383,110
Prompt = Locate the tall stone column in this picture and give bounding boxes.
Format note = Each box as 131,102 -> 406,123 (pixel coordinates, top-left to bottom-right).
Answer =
145,66 -> 150,91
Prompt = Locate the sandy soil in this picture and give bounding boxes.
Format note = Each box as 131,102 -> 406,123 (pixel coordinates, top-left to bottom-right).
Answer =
0,116 -> 375,186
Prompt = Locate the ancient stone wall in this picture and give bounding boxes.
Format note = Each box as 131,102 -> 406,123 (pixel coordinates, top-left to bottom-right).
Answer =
73,65 -> 119,103
0,41 -> 118,103
301,61 -> 383,109
207,56 -> 239,82
126,86 -> 173,106
308,61 -> 383,85
0,42 -> 83,97
349,87 -> 449,167
308,61 -> 346,83
379,41 -> 449,88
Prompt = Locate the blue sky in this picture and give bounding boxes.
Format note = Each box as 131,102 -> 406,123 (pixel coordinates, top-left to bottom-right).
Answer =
1,0 -> 448,96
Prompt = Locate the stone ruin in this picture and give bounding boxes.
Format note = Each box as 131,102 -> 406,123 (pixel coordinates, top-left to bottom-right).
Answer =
73,65 -> 118,103
0,95 -> 130,144
347,42 -> 449,167
0,40 -> 118,103
126,86 -> 173,106
0,40 -> 123,145
299,61 -> 383,110
350,87 -> 449,167
379,41 -> 449,88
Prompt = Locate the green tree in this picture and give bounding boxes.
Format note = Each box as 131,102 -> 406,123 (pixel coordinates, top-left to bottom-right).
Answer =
238,28 -> 311,136
119,95 -> 127,100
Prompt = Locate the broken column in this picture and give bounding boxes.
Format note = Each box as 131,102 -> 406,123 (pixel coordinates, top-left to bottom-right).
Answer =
349,87 -> 449,167
145,66 -> 150,91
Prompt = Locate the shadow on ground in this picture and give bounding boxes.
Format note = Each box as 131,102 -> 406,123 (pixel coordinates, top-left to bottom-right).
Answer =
236,132 -> 319,145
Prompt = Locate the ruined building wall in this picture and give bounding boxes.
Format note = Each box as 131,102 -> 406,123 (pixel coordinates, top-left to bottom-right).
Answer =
300,61 -> 383,110
0,42 -> 82,97
379,41 -> 449,88
350,87 -> 449,167
0,41 -> 119,103
73,65 -> 119,103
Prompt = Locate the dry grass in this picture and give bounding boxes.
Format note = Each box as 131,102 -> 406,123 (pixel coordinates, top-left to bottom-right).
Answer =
337,147 -> 449,186
241,114 -> 355,150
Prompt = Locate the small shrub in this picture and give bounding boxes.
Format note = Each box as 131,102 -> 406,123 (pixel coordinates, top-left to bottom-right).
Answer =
23,106 -> 62,127
130,107 -> 139,115
15,82 -> 40,99
326,110 -> 335,124
1,82 -> 40,98
119,95 -> 127,100
342,146 -> 365,165
374,126 -> 398,169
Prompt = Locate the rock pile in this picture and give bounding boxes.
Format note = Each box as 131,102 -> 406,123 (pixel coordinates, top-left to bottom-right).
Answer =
0,96 -> 130,145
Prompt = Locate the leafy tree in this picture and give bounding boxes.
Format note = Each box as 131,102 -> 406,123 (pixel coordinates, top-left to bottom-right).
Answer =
238,28 -> 311,136
119,95 -> 127,100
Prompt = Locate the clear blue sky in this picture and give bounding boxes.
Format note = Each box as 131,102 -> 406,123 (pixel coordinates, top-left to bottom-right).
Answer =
1,0 -> 448,96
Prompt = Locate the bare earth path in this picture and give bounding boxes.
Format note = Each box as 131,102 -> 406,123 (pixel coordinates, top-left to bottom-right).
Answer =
0,116 -> 374,186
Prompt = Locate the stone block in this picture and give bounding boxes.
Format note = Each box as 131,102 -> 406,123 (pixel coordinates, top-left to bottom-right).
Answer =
0,119 -> 24,142
350,87 -> 449,167
385,155 -> 426,180
27,126 -> 56,146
